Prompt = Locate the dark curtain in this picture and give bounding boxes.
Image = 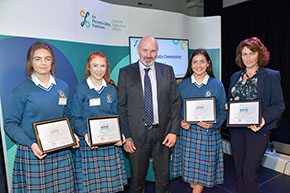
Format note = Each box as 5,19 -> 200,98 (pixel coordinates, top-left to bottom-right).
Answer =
219,0 -> 290,143
204,0 -> 222,16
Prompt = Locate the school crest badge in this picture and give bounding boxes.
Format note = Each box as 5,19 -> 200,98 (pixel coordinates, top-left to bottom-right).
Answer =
106,94 -> 112,103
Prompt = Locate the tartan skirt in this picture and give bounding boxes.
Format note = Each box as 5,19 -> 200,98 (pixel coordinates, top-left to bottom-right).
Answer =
74,137 -> 127,193
12,144 -> 75,193
171,126 -> 224,187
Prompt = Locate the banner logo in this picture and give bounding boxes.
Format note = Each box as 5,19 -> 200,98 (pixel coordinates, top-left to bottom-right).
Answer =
172,40 -> 188,50
133,40 -> 139,47
79,10 -> 126,31
80,10 -> 90,28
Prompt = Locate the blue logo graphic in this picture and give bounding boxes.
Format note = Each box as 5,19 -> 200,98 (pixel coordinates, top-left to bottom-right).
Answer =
133,40 -> 139,47
80,10 -> 90,28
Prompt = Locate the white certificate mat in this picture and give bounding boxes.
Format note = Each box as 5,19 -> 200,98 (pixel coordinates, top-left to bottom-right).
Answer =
33,118 -> 76,153
184,97 -> 216,124
227,100 -> 261,127
87,115 -> 121,146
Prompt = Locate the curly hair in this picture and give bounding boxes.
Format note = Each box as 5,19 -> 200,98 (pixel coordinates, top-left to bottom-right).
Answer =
235,37 -> 270,69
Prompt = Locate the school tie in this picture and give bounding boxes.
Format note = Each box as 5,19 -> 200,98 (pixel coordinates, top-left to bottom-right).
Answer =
144,68 -> 154,126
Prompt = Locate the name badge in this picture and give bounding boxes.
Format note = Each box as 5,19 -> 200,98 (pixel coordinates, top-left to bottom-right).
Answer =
58,97 -> 67,105
90,98 -> 101,106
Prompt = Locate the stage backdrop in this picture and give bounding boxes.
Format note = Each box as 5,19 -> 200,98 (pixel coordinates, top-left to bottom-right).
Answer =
0,0 -> 221,191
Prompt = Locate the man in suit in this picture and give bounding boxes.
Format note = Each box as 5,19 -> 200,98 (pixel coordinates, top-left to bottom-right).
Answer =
118,36 -> 180,193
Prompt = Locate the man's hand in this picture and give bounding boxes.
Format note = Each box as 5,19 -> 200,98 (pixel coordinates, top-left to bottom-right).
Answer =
162,133 -> 177,148
123,137 -> 136,153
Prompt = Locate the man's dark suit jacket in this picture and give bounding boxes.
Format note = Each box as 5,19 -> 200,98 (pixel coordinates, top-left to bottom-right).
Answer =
228,67 -> 285,131
117,62 -> 181,146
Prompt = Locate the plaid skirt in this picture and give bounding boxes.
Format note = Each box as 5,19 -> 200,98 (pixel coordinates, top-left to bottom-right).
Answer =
12,144 -> 74,193
74,137 -> 127,193
172,126 -> 224,187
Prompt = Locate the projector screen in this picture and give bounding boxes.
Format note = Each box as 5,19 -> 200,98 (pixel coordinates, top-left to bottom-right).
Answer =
129,37 -> 189,78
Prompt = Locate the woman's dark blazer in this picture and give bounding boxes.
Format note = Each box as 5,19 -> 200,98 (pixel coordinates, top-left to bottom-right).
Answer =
228,67 -> 285,131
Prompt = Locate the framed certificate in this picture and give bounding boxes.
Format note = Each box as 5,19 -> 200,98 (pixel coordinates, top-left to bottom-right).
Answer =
227,100 -> 262,127
184,97 -> 216,124
87,115 -> 121,146
33,117 -> 76,154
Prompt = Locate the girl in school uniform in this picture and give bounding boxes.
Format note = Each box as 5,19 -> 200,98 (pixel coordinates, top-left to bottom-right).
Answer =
71,51 -> 127,193
172,49 -> 227,193
4,41 -> 78,192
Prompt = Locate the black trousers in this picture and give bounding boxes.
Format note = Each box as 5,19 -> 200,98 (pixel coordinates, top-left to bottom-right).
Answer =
128,127 -> 171,193
230,130 -> 270,193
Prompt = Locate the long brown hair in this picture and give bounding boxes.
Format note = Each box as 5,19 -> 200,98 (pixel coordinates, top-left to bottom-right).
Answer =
184,48 -> 215,79
26,42 -> 55,78
84,51 -> 119,93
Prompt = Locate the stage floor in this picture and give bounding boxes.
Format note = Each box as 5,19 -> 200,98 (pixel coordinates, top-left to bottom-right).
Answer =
121,154 -> 290,193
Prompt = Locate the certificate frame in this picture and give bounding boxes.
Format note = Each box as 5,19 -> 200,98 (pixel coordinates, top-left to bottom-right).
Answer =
87,115 -> 121,146
227,100 -> 262,127
33,117 -> 76,154
184,97 -> 216,124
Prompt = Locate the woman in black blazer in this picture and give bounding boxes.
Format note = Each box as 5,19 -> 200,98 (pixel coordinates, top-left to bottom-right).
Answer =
228,37 -> 285,193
